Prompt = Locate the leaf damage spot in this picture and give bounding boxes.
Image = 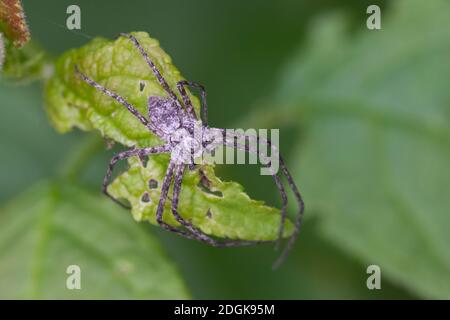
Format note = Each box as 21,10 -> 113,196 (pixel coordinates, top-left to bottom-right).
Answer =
139,81 -> 145,92
148,178 -> 158,189
141,191 -> 150,203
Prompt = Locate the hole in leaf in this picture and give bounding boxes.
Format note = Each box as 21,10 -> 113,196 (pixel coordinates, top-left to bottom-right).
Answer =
148,179 -> 158,189
139,81 -> 146,92
141,192 -> 150,203
206,209 -> 213,219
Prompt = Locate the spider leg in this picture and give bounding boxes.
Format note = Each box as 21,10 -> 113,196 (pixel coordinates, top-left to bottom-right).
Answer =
274,155 -> 305,269
272,172 -> 288,251
240,134 -> 288,249
171,164 -> 267,247
224,132 -> 305,268
176,80 -> 208,124
155,161 -> 196,240
103,145 -> 170,209
74,66 -> 158,133
119,33 -> 180,102
223,132 -> 288,244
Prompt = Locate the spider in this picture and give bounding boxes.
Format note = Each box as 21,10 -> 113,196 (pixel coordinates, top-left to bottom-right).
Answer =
75,33 -> 304,268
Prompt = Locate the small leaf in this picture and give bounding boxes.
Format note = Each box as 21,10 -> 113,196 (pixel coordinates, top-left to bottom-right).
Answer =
271,0 -> 450,297
0,181 -> 190,299
109,156 -> 294,240
45,32 -> 293,241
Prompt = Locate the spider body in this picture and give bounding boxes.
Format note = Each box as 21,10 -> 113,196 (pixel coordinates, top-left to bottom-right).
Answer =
75,33 -> 304,268
148,96 -> 189,136
147,96 -> 206,165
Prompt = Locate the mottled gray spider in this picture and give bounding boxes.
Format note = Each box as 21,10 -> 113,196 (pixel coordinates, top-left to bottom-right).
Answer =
75,33 -> 304,268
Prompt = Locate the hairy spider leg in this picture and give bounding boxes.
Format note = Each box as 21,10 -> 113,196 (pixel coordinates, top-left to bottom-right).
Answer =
233,133 -> 289,248
272,173 -> 288,250
121,33 -> 206,121
222,137 -> 287,250
223,132 -> 305,269
204,130 -> 289,252
119,33 -> 181,103
74,66 -> 160,135
274,156 -> 305,269
103,145 -> 170,208
155,161 -> 197,240
176,80 -> 208,124
221,132 -> 288,244
171,164 -> 270,247
232,133 -> 305,268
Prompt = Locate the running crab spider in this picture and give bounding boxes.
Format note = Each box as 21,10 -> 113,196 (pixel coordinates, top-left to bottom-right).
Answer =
74,33 -> 304,268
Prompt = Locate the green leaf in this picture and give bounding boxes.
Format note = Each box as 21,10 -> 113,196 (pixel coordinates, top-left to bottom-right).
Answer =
0,181 -> 190,299
109,155 -> 294,240
271,0 -> 450,297
45,31 -> 294,241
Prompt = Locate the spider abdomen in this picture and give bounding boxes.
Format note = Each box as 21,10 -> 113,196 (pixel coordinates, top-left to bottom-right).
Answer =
148,96 -> 182,135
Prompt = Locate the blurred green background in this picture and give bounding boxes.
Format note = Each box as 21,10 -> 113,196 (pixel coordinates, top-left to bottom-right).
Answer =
1,0 -> 449,299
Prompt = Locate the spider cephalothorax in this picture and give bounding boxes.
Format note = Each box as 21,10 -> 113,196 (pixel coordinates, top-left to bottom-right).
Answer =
75,33 -> 304,268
